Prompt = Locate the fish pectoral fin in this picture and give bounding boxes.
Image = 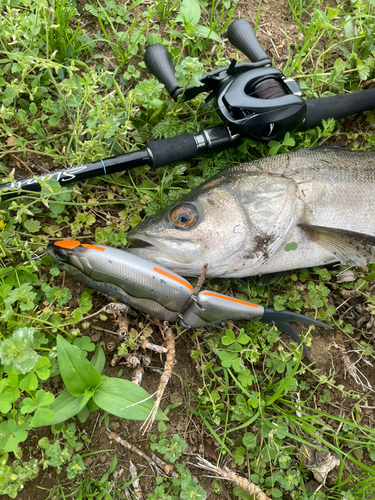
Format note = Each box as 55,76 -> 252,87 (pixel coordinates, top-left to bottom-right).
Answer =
299,223 -> 375,267
260,308 -> 332,360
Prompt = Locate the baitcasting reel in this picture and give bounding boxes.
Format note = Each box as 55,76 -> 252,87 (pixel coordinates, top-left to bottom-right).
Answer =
144,19 -> 306,142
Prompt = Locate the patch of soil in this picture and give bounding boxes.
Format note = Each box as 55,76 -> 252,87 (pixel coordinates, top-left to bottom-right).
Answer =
234,0 -> 299,69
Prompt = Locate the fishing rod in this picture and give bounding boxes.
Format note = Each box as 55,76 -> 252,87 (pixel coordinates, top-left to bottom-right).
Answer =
1,18 -> 375,196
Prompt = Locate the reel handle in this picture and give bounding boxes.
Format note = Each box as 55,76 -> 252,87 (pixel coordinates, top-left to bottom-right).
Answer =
144,44 -> 179,98
227,18 -> 269,63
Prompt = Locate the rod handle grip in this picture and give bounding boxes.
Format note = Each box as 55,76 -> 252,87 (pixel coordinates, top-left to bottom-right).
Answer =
302,88 -> 375,130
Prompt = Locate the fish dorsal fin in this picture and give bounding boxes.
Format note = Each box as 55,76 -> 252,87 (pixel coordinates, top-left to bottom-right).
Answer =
299,223 -> 375,267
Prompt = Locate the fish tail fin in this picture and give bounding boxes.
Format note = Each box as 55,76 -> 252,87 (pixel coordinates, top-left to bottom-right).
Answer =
260,308 -> 332,360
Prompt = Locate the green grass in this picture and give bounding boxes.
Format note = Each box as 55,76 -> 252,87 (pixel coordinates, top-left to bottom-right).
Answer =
0,0 -> 375,498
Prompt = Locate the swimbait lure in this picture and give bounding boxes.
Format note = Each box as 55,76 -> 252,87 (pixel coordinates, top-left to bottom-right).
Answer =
47,240 -> 331,358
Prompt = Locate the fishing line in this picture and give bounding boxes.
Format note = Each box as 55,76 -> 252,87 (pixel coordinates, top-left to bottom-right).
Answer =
253,80 -> 287,99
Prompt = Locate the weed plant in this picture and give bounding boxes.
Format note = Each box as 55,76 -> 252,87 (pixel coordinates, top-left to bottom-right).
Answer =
0,0 -> 375,498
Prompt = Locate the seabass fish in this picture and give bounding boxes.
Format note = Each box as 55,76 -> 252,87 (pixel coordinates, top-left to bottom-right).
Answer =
127,148 -> 375,278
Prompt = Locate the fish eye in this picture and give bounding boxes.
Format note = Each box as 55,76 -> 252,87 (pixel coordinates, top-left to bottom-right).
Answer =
170,204 -> 199,229
54,247 -> 68,262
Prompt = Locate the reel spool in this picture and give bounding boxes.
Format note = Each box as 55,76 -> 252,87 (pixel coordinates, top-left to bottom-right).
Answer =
215,67 -> 305,141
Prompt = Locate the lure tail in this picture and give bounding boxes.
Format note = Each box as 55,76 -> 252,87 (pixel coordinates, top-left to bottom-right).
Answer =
260,308 -> 332,360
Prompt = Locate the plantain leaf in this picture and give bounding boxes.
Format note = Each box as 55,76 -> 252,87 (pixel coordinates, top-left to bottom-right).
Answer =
42,389 -> 84,426
195,25 -> 221,43
90,344 -> 106,374
77,405 -> 90,423
57,335 -> 102,397
79,388 -> 95,410
87,399 -> 100,412
175,0 -> 201,24
93,378 -> 168,421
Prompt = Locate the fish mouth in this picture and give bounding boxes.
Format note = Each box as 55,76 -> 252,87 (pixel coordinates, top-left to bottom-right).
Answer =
127,233 -> 201,265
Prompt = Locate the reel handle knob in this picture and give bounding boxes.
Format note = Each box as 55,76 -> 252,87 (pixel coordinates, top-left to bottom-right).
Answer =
144,44 -> 179,98
227,18 -> 269,63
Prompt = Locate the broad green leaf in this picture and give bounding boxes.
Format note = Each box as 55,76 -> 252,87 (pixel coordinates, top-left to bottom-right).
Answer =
334,57 -> 346,74
237,332 -> 250,345
72,309 -> 83,322
57,335 -> 102,396
77,405 -> 90,423
261,444 -> 278,462
176,0 -> 201,24
0,389 -> 20,414
44,389 -> 84,426
368,446 -> 375,461
231,357 -> 244,372
2,87 -> 16,106
273,421 -> 288,439
87,399 -> 100,412
24,219 -> 41,233
90,344 -> 106,374
243,432 -> 257,449
0,398 -> 12,414
343,15 -> 354,39
79,388 -> 95,410
218,350 -> 237,368
20,398 -> 37,414
93,378 -> 167,421
284,242 -> 298,252
74,336 -> 95,352
283,137 -> 295,147
234,446 -> 245,465
195,25 -> 221,43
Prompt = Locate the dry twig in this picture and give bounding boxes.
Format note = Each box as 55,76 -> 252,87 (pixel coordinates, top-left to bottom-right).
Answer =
105,302 -> 129,316
180,263 -> 208,315
140,321 -> 175,435
191,456 -> 271,500
151,454 -> 178,477
129,461 -> 142,500
117,312 -> 130,339
139,339 -> 168,354
333,340 -> 374,392
132,367 -> 144,386
107,430 -> 160,472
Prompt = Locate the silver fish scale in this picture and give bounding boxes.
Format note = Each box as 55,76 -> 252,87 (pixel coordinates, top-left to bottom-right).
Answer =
231,149 -> 375,178
249,149 -> 375,233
